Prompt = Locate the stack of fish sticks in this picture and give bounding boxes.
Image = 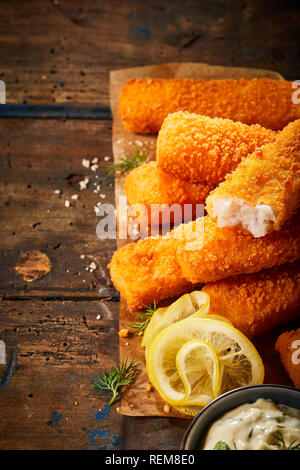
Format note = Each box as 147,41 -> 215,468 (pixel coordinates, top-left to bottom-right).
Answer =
109,77 -> 300,340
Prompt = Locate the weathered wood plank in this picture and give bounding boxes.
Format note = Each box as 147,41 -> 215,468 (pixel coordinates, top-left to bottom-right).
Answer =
0,300 -> 188,449
0,118 -> 119,299
0,0 -> 299,105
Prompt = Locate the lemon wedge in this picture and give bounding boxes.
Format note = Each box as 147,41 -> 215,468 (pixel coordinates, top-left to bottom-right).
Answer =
142,291 -> 210,348
146,317 -> 264,407
176,339 -> 220,405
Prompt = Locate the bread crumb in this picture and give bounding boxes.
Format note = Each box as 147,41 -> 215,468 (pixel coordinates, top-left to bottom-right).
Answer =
118,328 -> 129,338
163,404 -> 171,414
146,383 -> 152,392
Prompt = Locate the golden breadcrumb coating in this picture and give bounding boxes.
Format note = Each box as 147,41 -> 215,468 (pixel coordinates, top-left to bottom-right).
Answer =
109,214 -> 300,310
108,235 -> 193,310
206,120 -> 300,236
175,214 -> 300,284
119,78 -> 300,133
124,161 -> 213,226
203,262 -> 300,338
157,112 -> 276,185
276,328 -> 300,388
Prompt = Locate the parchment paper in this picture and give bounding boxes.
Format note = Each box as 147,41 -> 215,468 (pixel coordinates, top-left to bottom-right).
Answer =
109,62 -> 284,417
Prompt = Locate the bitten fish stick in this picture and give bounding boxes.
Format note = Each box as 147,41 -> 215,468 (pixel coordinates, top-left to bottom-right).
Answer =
108,235 -> 193,310
275,329 -> 300,388
206,120 -> 300,238
175,214 -> 300,284
124,161 -> 213,226
119,78 -> 300,133
203,262 -> 300,339
157,112 -> 276,186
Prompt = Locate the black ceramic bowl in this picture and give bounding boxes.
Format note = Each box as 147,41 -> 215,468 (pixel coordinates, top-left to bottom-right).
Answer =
180,384 -> 300,450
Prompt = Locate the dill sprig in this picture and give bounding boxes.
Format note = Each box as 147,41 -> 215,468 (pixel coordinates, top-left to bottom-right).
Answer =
213,441 -> 231,450
94,357 -> 141,405
107,148 -> 148,176
130,301 -> 157,335
271,430 -> 300,450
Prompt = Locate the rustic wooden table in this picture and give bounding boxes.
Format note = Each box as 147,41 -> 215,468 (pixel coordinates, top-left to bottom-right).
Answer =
0,0 -> 299,450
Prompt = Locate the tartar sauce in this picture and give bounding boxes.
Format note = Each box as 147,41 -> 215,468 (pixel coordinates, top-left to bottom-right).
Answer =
201,398 -> 300,450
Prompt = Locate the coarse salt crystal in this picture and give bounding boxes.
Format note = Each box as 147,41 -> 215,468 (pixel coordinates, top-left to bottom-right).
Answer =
65,200 -> 70,207
88,262 -> 97,272
91,164 -> 99,172
71,194 -> 79,200
92,158 -> 98,164
104,156 -> 111,161
54,189 -> 61,194
96,314 -> 101,320
82,158 -> 90,168
79,177 -> 89,190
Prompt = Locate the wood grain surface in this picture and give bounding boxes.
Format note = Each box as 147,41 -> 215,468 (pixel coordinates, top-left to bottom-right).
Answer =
0,0 -> 300,105
0,0 -> 299,450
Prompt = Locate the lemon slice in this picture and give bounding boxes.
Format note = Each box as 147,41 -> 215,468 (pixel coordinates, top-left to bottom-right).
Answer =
146,317 -> 264,406
196,314 -> 233,326
173,404 -> 203,418
176,339 -> 220,405
142,291 -> 209,348
141,307 -> 167,348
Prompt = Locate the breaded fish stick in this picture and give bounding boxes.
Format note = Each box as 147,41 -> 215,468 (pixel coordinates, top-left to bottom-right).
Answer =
124,161 -> 213,226
109,214 -> 300,310
157,112 -> 276,185
275,328 -> 300,388
206,120 -> 300,238
175,214 -> 300,284
108,235 -> 193,310
119,78 -> 300,133
203,262 -> 300,338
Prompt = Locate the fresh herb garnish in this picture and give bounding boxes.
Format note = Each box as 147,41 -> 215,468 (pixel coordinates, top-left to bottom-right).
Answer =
94,357 -> 141,405
213,441 -> 231,450
130,301 -> 157,335
106,148 -> 148,176
270,430 -> 300,450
